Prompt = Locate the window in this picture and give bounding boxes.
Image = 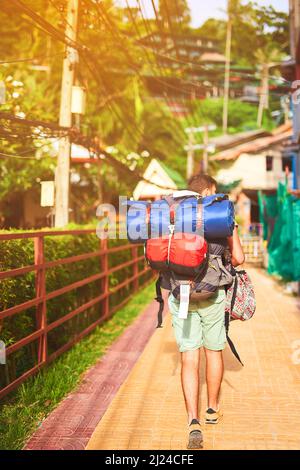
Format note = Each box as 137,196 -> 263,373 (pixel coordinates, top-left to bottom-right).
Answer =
266,155 -> 273,172
282,156 -> 293,172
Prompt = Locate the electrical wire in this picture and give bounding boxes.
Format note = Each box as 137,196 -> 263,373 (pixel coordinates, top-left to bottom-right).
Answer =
10,0 -> 290,90
145,0 -> 207,125
139,41 -> 292,86
9,0 -> 149,147
8,0 -> 86,52
0,51 -> 65,65
0,112 -> 70,132
122,0 -> 203,128
85,0 -> 193,143
161,0 -> 180,60
0,136 -> 67,159
2,2 -> 288,188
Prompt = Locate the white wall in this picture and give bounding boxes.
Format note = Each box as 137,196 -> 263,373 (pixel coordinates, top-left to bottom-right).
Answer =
216,151 -> 289,190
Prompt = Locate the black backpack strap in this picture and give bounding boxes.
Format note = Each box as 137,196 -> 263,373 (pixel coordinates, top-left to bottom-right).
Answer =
225,310 -> 244,366
155,274 -> 164,328
205,194 -> 228,207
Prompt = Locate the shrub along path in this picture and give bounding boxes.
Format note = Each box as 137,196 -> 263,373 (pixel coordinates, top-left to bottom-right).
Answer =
86,268 -> 300,450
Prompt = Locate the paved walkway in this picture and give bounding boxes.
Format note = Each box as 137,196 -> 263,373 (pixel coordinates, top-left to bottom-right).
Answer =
86,268 -> 300,450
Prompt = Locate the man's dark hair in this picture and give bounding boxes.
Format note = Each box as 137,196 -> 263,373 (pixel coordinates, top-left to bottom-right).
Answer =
188,174 -> 217,194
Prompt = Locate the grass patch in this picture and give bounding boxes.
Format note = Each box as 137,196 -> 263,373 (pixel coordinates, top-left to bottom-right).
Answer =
0,281 -> 155,450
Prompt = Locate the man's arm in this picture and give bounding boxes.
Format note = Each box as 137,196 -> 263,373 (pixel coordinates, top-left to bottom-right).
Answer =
227,226 -> 245,267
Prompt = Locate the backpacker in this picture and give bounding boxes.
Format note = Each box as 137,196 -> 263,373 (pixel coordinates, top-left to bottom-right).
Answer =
125,191 -> 256,365
125,191 -> 235,327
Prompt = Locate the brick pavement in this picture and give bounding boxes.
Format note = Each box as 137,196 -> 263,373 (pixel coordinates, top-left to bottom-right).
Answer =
86,268 -> 300,450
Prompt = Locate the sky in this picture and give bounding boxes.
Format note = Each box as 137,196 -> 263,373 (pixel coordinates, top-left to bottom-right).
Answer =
117,0 -> 289,27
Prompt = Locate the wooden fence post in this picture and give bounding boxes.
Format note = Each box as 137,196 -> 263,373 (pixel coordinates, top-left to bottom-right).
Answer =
101,238 -> 109,319
132,246 -> 139,291
34,236 -> 47,364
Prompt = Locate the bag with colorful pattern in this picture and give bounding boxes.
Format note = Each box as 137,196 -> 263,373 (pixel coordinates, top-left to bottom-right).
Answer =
225,270 -> 256,321
224,269 -> 256,367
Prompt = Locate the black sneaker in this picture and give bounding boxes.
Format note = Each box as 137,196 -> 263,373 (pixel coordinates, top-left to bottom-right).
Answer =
205,408 -> 223,424
187,419 -> 203,449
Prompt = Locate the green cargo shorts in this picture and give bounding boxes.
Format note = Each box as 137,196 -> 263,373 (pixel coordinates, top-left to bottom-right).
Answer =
168,288 -> 227,353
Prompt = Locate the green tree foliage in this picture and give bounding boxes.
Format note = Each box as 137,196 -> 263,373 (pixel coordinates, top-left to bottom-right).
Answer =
0,0 -> 187,227
158,0 -> 191,31
0,0 -> 289,228
197,1 -> 289,66
191,98 -> 274,133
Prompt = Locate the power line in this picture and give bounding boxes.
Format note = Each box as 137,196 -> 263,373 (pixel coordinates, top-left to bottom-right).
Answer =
146,0 -> 207,125
0,111 -> 181,191
161,0 -> 180,60
8,0 -> 87,52
8,0 -> 290,90
86,0 -> 196,143
0,51 -> 65,65
122,0 -> 202,127
137,41 -> 291,86
8,0 -> 147,146
0,112 -> 70,131
0,136 -> 67,159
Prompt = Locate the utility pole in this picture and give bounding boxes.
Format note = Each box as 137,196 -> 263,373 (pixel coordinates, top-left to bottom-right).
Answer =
222,0 -> 232,135
257,64 -> 269,128
186,129 -> 195,179
185,125 -> 216,178
54,0 -> 79,227
202,125 -> 209,173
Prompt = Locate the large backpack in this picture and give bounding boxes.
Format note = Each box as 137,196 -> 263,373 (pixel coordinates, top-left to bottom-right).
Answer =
125,191 -> 235,324
125,192 -> 257,365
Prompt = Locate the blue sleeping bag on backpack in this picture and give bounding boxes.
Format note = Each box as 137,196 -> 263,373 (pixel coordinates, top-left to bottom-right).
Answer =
202,194 -> 235,239
126,201 -> 149,243
174,197 -> 199,234
125,194 -> 235,242
173,194 -> 234,239
150,199 -> 170,238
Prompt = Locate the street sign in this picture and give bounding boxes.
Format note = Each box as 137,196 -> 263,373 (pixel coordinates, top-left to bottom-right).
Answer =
41,181 -> 55,207
185,124 -> 217,134
71,86 -> 86,115
184,144 -> 216,153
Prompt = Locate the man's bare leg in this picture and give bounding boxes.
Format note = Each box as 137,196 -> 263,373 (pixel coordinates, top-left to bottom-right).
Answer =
204,349 -> 224,410
181,349 -> 200,423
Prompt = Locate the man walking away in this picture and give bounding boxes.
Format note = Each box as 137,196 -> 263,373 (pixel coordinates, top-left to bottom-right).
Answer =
161,174 -> 245,449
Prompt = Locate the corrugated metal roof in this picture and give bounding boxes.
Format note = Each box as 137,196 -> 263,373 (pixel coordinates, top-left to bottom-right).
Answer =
210,124 -> 293,161
210,129 -> 271,151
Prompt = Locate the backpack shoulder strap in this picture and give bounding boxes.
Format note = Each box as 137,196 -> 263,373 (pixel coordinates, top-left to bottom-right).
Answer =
225,309 -> 244,366
155,274 -> 164,328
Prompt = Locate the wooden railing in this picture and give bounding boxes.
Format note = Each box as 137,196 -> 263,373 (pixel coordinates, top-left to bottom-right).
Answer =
0,230 -> 152,400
